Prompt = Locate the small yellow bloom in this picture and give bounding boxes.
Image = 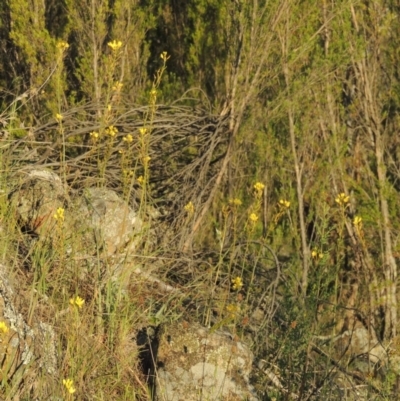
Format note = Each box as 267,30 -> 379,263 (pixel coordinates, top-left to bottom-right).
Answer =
123,134 -> 133,143
107,40 -> 122,51
123,170 -> 134,177
226,303 -> 240,318
231,276 -> 243,291
69,296 -> 85,309
249,213 -> 258,222
279,199 -> 290,209
57,41 -> 69,51
254,182 -> 265,192
353,216 -> 362,226
63,378 -> 76,394
107,104 -> 112,112
160,51 -> 169,61
90,131 -> 99,140
150,88 -> 157,102
184,201 -> 195,215
105,125 -> 118,137
229,198 -> 242,206
118,149 -> 124,155
0,321 -> 9,334
139,127 -> 147,135
53,207 -> 65,222
311,249 -> 323,260
137,175 -> 144,185
55,113 -> 63,122
335,192 -> 350,206
143,156 -> 151,164
112,81 -> 123,92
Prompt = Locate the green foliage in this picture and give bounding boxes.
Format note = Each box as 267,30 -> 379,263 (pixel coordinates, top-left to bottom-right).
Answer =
1,0 -> 400,399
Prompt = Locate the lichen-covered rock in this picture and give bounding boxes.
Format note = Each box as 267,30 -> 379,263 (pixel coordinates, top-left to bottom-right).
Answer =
9,169 -> 66,236
0,264 -> 57,398
155,321 -> 259,401
333,318 -> 387,370
10,171 -> 142,258
76,187 -> 142,256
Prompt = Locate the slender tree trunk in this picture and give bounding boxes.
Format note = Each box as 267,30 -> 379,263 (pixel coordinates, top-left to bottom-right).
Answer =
350,3 -> 398,337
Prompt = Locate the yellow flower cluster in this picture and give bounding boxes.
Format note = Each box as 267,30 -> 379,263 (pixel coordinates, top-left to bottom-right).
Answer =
353,216 -> 362,226
311,249 -> 323,260
105,125 -> 118,137
90,131 -> 99,140
229,198 -> 242,206
254,182 -> 265,192
335,192 -> 349,206
123,170 -> 134,177
0,321 -> 9,334
53,207 -> 65,222
160,51 -> 169,61
57,41 -> 69,51
108,40 -> 122,51
112,81 -> 123,92
55,113 -> 63,122
226,303 -> 240,318
69,296 -> 85,309
279,199 -> 290,209
123,134 -> 133,143
63,378 -> 76,394
231,276 -> 243,291
139,127 -> 147,135
184,201 -> 195,215
249,213 -> 258,222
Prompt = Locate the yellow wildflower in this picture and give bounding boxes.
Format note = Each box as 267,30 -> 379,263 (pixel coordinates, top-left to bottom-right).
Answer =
0,321 -> 9,334
53,207 -> 65,222
63,378 -> 76,394
160,51 -> 169,61
56,41 -> 69,51
123,134 -> 133,143
150,88 -> 157,103
139,128 -> 147,135
353,216 -> 362,226
69,296 -> 85,309
107,40 -> 122,51
335,192 -> 350,206
231,276 -> 243,291
137,176 -> 144,185
249,213 -> 258,222
279,199 -> 290,209
229,198 -> 242,206
123,170 -> 134,177
105,125 -> 118,137
254,182 -> 265,192
184,201 -> 195,215
226,303 -> 240,318
112,81 -> 123,92
55,113 -> 63,122
143,156 -> 151,164
90,131 -> 99,140
311,249 -> 323,260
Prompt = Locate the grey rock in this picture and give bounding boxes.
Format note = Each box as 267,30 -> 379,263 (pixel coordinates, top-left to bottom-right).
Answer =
155,321 -> 259,401
76,187 -> 142,256
0,264 -> 57,396
9,169 -> 66,236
